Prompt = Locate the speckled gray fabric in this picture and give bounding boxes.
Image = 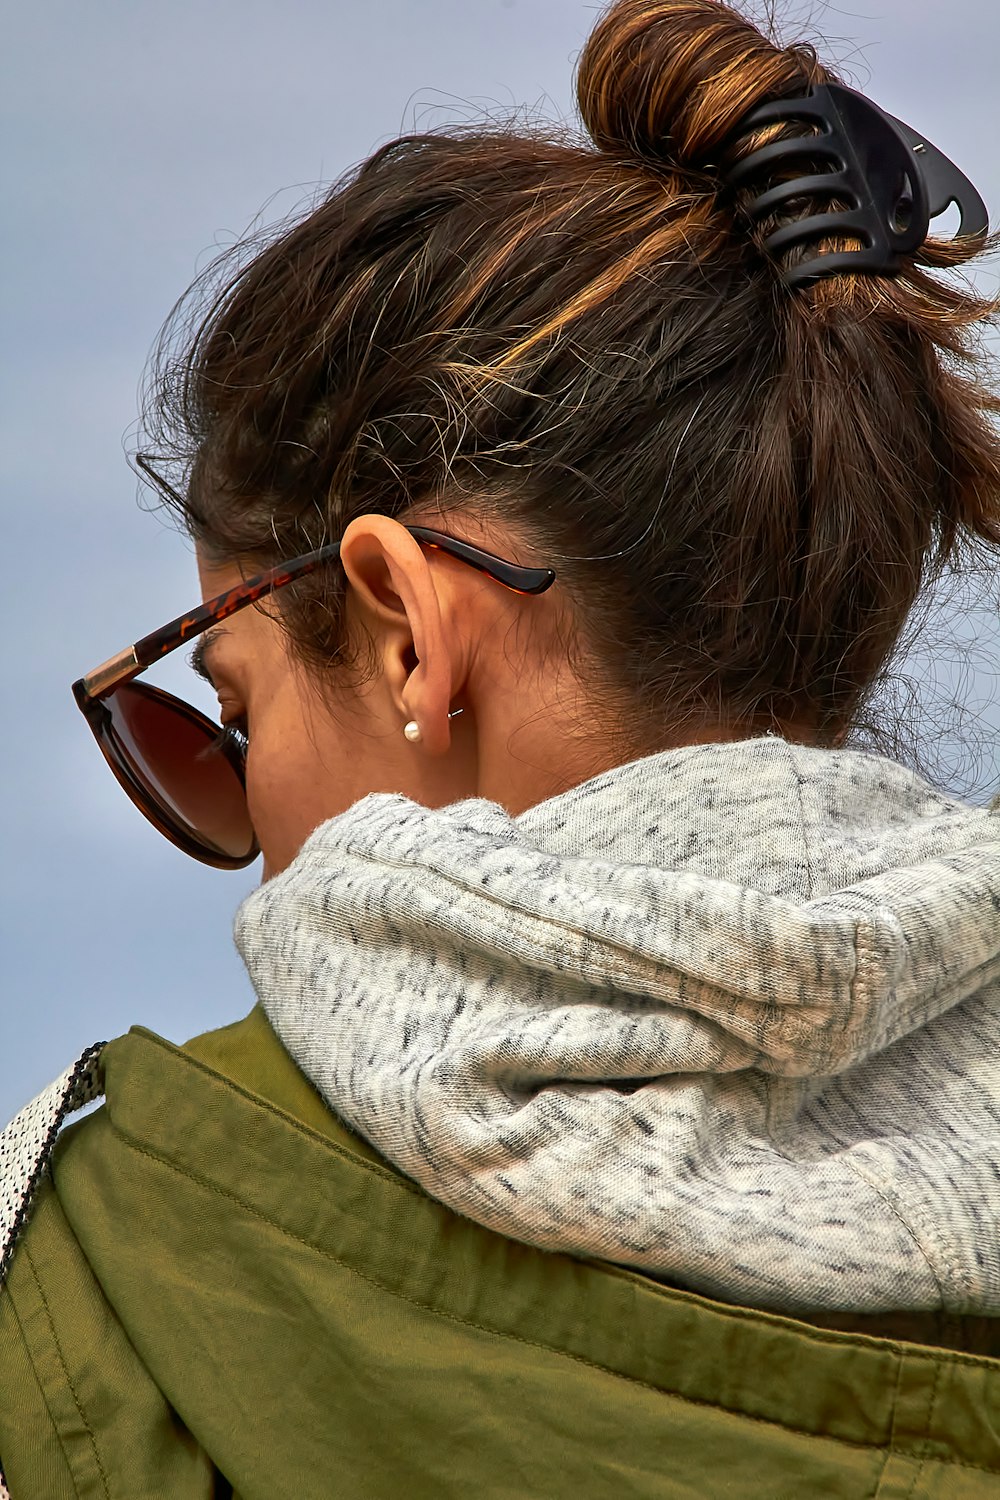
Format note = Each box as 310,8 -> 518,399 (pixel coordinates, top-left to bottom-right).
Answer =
236,736 -> 1000,1315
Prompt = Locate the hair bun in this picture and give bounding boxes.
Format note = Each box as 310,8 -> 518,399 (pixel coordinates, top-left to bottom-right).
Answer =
577,0 -> 826,174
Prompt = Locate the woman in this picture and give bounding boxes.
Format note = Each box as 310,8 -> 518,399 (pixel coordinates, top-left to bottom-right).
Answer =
2,0 -> 999,1493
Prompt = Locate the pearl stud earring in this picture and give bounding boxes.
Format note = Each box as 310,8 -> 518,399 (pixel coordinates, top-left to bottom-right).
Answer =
403,708 -> 463,743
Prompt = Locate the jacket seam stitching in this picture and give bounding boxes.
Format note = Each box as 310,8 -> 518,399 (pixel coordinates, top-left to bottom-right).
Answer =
872,1356 -> 907,1499
2,1267 -> 84,1500
904,1359 -> 944,1500
123,1030 -> 418,1189
116,1034 -> 999,1369
23,1241 -> 111,1500
108,1120 -> 1000,1474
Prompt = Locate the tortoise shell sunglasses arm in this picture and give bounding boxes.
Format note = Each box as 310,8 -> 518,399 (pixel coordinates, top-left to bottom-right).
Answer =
72,543 -> 343,707
73,527 -> 556,706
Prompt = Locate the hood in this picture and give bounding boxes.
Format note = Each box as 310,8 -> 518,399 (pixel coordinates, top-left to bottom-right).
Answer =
235,736 -> 1000,1315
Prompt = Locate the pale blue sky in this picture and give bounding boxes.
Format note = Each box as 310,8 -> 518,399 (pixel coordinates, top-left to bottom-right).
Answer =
3,0 -> 999,1118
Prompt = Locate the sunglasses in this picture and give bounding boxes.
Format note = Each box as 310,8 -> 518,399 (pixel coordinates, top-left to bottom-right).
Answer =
73,526 -> 556,869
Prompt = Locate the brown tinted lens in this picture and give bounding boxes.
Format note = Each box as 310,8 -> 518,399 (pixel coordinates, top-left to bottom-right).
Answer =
105,682 -> 256,860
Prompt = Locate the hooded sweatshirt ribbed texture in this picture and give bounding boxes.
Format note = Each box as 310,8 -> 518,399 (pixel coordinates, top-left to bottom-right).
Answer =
236,737 -> 1000,1315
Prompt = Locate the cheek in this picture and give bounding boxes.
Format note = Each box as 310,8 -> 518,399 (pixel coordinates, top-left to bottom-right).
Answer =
243,695 -> 353,876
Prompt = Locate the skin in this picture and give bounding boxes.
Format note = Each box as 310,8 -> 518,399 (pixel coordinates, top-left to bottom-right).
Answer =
196,511 -> 639,878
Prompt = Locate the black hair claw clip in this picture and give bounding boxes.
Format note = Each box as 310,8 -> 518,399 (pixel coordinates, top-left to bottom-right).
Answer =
724,83 -> 989,288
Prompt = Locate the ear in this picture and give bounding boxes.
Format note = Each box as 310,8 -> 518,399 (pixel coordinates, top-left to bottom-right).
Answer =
338,514 -> 459,754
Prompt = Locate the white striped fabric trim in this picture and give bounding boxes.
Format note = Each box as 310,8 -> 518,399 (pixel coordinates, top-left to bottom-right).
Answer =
0,1045 -> 105,1500
1,1044 -> 106,1283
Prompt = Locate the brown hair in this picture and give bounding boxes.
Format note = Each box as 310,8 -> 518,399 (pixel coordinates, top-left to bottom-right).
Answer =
142,0 -> 1000,747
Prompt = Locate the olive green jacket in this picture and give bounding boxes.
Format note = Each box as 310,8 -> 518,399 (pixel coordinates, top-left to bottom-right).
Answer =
1,1008 -> 998,1499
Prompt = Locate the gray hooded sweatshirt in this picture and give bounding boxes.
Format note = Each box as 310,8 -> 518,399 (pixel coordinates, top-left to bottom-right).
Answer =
235,736 -> 1000,1317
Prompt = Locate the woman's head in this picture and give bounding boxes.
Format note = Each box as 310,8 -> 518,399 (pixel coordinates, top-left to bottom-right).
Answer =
142,0 -> 1000,873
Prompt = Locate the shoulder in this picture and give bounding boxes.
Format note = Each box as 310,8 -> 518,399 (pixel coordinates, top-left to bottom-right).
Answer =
0,1143 -> 217,1499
